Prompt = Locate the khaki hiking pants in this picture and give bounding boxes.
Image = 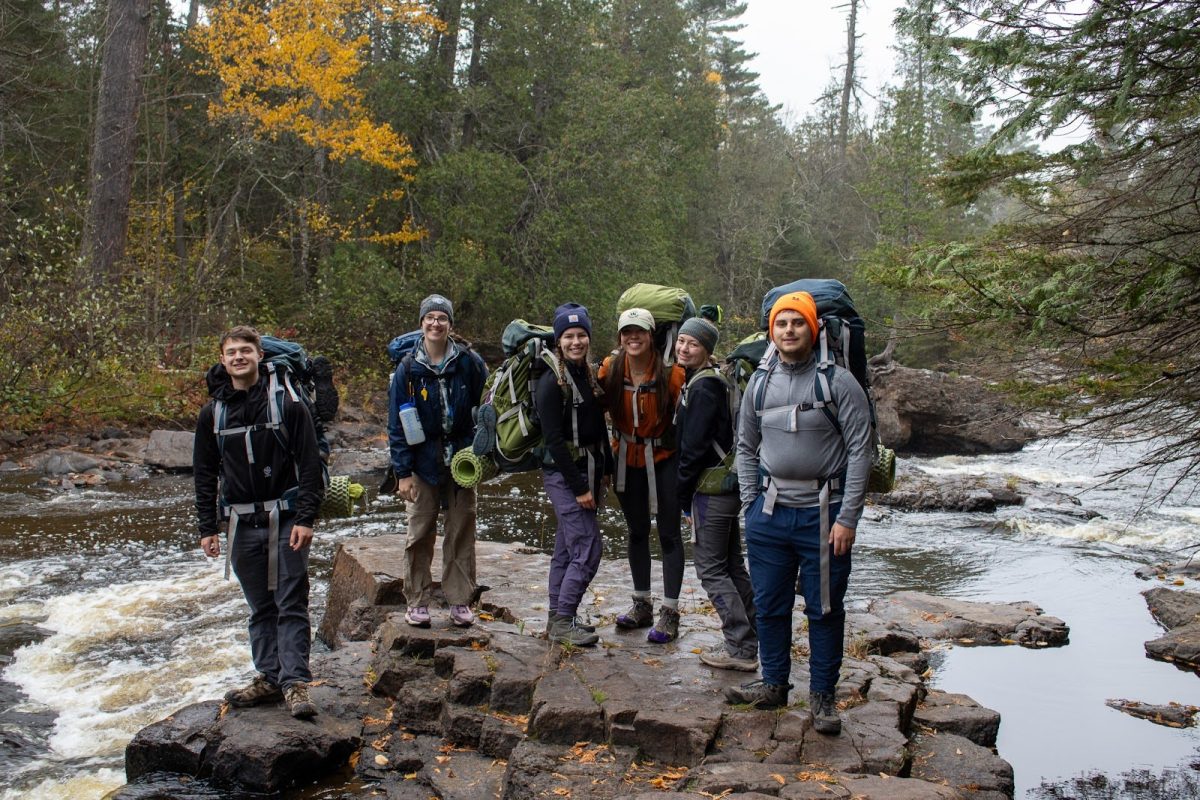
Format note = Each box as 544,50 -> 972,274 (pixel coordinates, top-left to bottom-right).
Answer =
404,473 -> 478,607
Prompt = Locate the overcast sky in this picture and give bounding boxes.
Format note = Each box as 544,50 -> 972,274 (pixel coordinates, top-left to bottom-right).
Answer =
733,0 -> 906,124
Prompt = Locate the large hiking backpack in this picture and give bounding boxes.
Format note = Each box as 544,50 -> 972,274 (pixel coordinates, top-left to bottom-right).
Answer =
722,331 -> 769,418
211,334 -> 356,516
752,279 -> 895,493
616,283 -> 696,366
677,363 -> 739,496
387,330 -> 423,365
473,319 -> 575,473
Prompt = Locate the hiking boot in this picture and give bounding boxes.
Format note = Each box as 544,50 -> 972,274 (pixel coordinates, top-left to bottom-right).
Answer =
809,691 -> 841,735
285,683 -> 318,719
615,597 -> 654,629
405,605 -> 431,627
472,404 -> 497,456
549,611 -> 596,632
699,645 -> 759,672
450,604 -> 474,627
550,615 -> 600,647
646,607 -> 680,643
724,679 -> 791,709
224,673 -> 282,707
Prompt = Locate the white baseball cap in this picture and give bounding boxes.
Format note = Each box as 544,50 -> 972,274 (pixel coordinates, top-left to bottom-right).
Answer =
618,307 -> 655,331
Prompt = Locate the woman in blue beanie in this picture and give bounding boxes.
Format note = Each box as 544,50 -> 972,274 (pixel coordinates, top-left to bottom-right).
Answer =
535,303 -> 613,647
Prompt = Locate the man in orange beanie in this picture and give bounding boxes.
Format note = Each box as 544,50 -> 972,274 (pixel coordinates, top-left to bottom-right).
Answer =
725,291 -> 873,736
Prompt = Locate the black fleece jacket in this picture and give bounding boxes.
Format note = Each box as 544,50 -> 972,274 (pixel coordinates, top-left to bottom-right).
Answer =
675,366 -> 735,513
533,361 -> 612,496
193,363 -> 324,539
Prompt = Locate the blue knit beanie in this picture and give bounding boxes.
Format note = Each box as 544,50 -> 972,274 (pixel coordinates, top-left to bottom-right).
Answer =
552,303 -> 592,342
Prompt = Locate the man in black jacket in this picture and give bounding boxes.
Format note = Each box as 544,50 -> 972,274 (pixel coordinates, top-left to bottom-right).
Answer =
194,326 -> 325,719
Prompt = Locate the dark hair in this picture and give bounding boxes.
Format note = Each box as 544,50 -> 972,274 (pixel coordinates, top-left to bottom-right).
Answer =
219,325 -> 262,352
603,347 -> 670,431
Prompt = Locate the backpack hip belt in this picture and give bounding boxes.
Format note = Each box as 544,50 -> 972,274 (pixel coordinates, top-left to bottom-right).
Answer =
758,470 -> 843,615
615,431 -> 664,514
221,489 -> 298,592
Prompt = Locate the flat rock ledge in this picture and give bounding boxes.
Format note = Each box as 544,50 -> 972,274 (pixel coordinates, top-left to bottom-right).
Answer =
860,591 -> 1070,649
114,539 -> 1029,799
1142,587 -> 1200,672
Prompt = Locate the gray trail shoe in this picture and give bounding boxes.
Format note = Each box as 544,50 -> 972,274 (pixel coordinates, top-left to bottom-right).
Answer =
615,597 -> 654,629
646,606 -> 680,643
724,679 -> 791,709
548,611 -> 595,632
699,645 -> 759,672
550,615 -> 600,647
809,691 -> 841,735
285,683 -> 318,719
224,673 -> 282,707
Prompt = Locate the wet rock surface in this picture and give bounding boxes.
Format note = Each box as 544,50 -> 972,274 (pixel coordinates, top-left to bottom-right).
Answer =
1104,698 -> 1199,728
116,538 -> 1032,798
862,590 -> 1070,648
870,364 -> 1036,455
1142,587 -> 1200,671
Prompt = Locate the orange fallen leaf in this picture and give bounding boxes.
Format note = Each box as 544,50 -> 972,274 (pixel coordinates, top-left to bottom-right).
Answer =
770,773 -> 786,785
374,754 -> 388,766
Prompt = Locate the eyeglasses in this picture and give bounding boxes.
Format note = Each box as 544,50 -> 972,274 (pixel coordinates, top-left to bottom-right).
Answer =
423,314 -> 450,324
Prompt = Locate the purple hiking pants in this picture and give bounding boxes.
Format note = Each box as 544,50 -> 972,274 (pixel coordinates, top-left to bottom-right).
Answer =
543,469 -> 603,617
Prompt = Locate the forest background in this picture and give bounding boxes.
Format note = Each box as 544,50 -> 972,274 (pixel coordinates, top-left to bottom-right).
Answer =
1,0 -> 1197,481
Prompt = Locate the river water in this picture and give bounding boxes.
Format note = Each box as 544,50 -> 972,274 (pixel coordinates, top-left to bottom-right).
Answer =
0,434 -> 1198,798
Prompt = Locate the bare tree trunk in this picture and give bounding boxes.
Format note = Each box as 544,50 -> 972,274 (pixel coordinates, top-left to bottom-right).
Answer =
82,0 -> 152,286
461,1 -> 488,149
837,0 -> 859,161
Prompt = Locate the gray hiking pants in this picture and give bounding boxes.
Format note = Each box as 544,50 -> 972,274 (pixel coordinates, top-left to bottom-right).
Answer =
230,515 -> 312,688
692,492 -> 758,660
543,468 -> 603,618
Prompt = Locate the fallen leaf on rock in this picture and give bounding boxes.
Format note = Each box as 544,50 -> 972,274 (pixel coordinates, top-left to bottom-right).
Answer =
771,773 -> 786,785
956,748 -> 963,755
404,772 -> 417,780
479,611 -> 496,621
552,789 -> 571,797
374,754 -> 389,766
1174,579 -> 1186,586
795,770 -> 838,782
436,755 -> 451,764
691,648 -> 703,654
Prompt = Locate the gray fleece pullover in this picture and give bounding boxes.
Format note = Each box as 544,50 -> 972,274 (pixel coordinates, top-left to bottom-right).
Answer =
736,353 -> 873,529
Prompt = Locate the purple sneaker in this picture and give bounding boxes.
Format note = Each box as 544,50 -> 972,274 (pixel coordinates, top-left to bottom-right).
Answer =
450,604 -> 475,627
404,605 -> 431,627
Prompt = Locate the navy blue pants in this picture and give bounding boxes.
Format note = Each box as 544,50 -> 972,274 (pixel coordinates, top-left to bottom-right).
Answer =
230,517 -> 312,688
543,468 -> 603,617
744,495 -> 850,693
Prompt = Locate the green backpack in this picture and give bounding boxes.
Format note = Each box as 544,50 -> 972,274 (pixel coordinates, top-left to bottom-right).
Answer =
475,320 -> 582,472
616,283 -> 696,365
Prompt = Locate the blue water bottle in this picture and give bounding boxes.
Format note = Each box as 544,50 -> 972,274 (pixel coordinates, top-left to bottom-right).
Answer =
398,402 -> 425,445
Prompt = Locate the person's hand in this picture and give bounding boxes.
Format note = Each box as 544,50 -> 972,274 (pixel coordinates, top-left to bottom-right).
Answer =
831,522 -> 856,556
576,491 -> 595,510
291,525 -> 314,551
397,476 -> 417,502
200,535 -> 220,558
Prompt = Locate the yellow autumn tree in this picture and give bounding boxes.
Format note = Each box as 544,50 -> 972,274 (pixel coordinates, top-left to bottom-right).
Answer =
193,0 -> 439,244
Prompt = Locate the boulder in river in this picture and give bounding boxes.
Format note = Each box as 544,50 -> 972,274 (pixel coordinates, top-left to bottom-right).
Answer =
142,430 -> 195,471
871,364 -> 1036,455
1142,587 -> 1200,671
864,591 -> 1070,648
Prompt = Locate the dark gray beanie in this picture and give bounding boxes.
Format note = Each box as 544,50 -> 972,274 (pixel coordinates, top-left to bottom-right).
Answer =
418,294 -> 454,323
679,317 -> 719,354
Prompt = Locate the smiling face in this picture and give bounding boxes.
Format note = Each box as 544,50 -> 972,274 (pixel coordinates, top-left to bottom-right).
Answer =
420,311 -> 451,346
558,328 -> 590,364
674,333 -> 708,368
220,337 -> 262,388
772,309 -> 814,363
619,326 -> 652,358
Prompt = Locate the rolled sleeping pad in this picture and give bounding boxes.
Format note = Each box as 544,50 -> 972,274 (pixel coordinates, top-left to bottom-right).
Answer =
451,448 -> 498,489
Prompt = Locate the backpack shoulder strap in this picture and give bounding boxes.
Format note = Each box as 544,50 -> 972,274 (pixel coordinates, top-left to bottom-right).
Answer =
812,362 -> 842,437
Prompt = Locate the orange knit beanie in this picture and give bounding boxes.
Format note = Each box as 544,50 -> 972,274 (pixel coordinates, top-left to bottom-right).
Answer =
768,291 -> 818,344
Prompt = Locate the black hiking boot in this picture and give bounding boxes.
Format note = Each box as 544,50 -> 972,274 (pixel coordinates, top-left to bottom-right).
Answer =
809,691 -> 841,735
724,679 -> 791,710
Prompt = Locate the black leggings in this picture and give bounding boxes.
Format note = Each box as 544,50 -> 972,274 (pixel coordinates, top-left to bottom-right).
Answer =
615,453 -> 684,600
